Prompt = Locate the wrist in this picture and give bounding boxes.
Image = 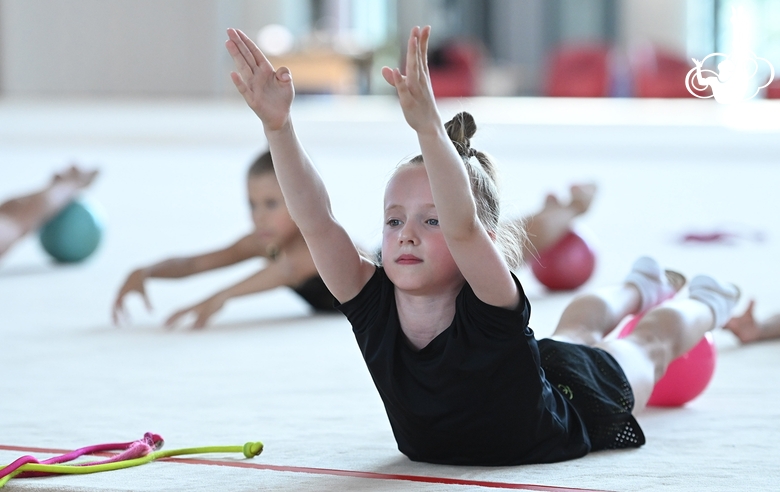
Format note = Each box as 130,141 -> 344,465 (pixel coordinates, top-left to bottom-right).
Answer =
416,123 -> 447,143
263,116 -> 293,136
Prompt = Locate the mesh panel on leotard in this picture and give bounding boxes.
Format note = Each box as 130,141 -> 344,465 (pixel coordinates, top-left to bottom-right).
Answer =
537,338 -> 646,450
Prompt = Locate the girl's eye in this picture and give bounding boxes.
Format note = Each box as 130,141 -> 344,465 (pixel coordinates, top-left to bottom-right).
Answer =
426,218 -> 439,226
386,219 -> 401,227
265,199 -> 279,209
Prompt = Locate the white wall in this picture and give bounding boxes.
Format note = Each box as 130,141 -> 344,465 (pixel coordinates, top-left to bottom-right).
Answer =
0,0 -> 288,97
619,0 -> 688,54
0,0 -> 694,98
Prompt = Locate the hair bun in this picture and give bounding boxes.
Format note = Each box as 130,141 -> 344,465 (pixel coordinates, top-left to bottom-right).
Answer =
444,111 -> 477,157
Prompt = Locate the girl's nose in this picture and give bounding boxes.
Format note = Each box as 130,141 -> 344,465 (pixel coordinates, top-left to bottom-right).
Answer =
252,210 -> 265,226
399,222 -> 419,244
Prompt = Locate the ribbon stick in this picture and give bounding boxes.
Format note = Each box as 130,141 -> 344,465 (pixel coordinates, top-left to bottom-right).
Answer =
4,432 -> 164,480
0,434 -> 263,488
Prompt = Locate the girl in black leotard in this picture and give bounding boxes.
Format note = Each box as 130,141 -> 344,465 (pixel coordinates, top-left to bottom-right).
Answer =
227,25 -> 741,464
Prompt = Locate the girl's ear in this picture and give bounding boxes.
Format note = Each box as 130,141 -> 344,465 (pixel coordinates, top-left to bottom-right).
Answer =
487,230 -> 497,242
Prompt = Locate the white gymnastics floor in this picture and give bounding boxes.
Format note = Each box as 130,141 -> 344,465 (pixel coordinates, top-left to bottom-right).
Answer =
1,96 -> 780,491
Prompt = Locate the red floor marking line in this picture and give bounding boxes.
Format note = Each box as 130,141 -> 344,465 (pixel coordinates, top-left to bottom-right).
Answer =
1,444 -> 612,492
0,444 -> 113,457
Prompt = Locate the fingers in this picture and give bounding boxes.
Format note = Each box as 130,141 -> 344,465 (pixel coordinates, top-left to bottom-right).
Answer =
275,66 -> 292,83
140,290 -> 153,312
193,311 -> 211,329
225,31 -> 257,84
111,289 -> 129,325
226,29 -> 257,69
111,303 -> 123,326
405,26 -> 419,79
164,309 -> 188,328
235,28 -> 272,69
744,299 -> 756,316
229,71 -> 248,94
419,26 -> 431,74
381,66 -> 398,87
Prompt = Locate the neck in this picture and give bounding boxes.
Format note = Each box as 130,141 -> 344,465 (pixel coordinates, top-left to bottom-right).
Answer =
395,282 -> 463,351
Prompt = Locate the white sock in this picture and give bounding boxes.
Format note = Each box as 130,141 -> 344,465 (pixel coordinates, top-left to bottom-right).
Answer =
689,275 -> 740,328
624,256 -> 684,313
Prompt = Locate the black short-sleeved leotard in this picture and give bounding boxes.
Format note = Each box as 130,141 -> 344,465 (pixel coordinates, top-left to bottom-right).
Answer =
291,275 -> 337,312
336,267 -> 644,466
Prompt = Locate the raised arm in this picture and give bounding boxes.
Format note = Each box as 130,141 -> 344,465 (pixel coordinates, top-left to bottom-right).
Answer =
382,26 -> 518,309
225,29 -> 375,303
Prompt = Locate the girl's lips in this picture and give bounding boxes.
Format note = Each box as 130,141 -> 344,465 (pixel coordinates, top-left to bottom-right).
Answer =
396,254 -> 422,265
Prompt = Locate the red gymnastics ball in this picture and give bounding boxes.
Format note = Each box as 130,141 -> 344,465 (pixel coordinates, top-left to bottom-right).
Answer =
531,230 -> 596,291
618,316 -> 716,407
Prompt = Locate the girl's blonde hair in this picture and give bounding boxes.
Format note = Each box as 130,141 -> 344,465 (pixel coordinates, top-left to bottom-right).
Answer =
400,111 -> 525,270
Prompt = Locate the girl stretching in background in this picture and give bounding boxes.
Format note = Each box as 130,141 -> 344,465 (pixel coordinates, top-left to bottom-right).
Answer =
0,165 -> 98,260
112,151 -> 336,328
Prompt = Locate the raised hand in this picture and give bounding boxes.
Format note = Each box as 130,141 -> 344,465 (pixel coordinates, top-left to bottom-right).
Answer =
225,28 -> 294,131
692,58 -> 703,68
164,295 -> 226,330
381,26 -> 441,135
112,269 -> 153,326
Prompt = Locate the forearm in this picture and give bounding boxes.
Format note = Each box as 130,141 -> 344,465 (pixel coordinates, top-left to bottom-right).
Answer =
265,122 -> 335,235
0,182 -> 80,234
757,314 -> 780,341
141,258 -> 200,278
417,129 -> 481,238
210,269 -> 286,303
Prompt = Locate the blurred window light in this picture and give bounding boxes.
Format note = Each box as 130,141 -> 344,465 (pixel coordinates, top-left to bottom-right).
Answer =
689,0 -> 778,75
716,0 -> 778,65
717,0 -> 759,55
258,24 -> 295,56
351,0 -> 393,50
687,0 -> 716,59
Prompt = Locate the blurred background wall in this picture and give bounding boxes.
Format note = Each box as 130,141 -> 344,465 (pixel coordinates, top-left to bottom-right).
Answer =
0,0 -> 777,98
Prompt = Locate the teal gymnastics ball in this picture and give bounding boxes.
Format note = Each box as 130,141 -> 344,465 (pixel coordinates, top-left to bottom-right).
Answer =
39,199 -> 104,263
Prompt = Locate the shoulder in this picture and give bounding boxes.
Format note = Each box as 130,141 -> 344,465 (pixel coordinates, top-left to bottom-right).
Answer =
457,272 -> 531,335
335,266 -> 389,325
232,233 -> 268,257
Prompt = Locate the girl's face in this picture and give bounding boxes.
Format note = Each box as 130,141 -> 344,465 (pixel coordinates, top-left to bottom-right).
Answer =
247,173 -> 300,249
382,165 -> 464,295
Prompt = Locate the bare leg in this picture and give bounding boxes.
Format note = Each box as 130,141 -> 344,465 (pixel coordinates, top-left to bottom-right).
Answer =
550,257 -> 737,410
0,166 -> 98,258
550,284 -> 642,346
550,256 -> 685,346
518,183 -> 597,260
598,298 -> 715,410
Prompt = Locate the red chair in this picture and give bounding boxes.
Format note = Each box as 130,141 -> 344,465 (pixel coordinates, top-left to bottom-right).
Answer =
427,40 -> 484,98
543,44 -> 611,97
765,79 -> 780,99
630,44 -> 699,98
